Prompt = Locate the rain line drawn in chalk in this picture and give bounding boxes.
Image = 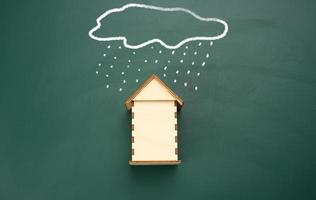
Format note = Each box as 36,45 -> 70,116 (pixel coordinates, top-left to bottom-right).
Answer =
88,3 -> 228,49
91,4 -> 229,94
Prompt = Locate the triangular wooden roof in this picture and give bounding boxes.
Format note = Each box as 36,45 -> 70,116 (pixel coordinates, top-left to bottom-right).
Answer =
125,74 -> 184,110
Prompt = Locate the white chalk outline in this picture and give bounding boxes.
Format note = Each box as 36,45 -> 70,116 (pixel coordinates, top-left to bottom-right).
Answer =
88,3 -> 228,49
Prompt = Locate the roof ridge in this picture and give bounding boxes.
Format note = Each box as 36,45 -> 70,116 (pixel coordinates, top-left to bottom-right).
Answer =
124,74 -> 183,110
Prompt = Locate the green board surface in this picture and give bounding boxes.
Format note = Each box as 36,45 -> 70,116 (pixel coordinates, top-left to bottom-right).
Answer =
1,0 -> 315,199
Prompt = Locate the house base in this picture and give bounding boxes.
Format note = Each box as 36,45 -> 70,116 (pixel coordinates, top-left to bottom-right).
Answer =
129,160 -> 181,165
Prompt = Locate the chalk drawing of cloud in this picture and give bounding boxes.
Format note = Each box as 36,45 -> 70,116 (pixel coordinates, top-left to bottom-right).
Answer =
88,3 -> 228,49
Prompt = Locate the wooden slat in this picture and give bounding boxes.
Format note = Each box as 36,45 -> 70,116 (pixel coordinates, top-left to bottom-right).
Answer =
129,160 -> 181,165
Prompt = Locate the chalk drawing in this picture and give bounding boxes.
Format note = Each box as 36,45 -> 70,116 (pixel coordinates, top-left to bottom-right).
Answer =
89,3 -> 228,49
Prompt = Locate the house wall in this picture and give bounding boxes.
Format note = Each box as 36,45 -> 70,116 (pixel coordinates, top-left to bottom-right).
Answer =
131,100 -> 178,161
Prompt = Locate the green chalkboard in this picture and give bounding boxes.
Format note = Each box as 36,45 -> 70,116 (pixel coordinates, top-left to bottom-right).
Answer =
1,0 -> 315,199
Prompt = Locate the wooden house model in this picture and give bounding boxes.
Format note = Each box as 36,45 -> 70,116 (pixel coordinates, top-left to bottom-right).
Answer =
125,74 -> 184,165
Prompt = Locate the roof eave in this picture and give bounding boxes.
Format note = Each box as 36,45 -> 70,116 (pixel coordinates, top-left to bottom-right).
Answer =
124,74 -> 184,110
